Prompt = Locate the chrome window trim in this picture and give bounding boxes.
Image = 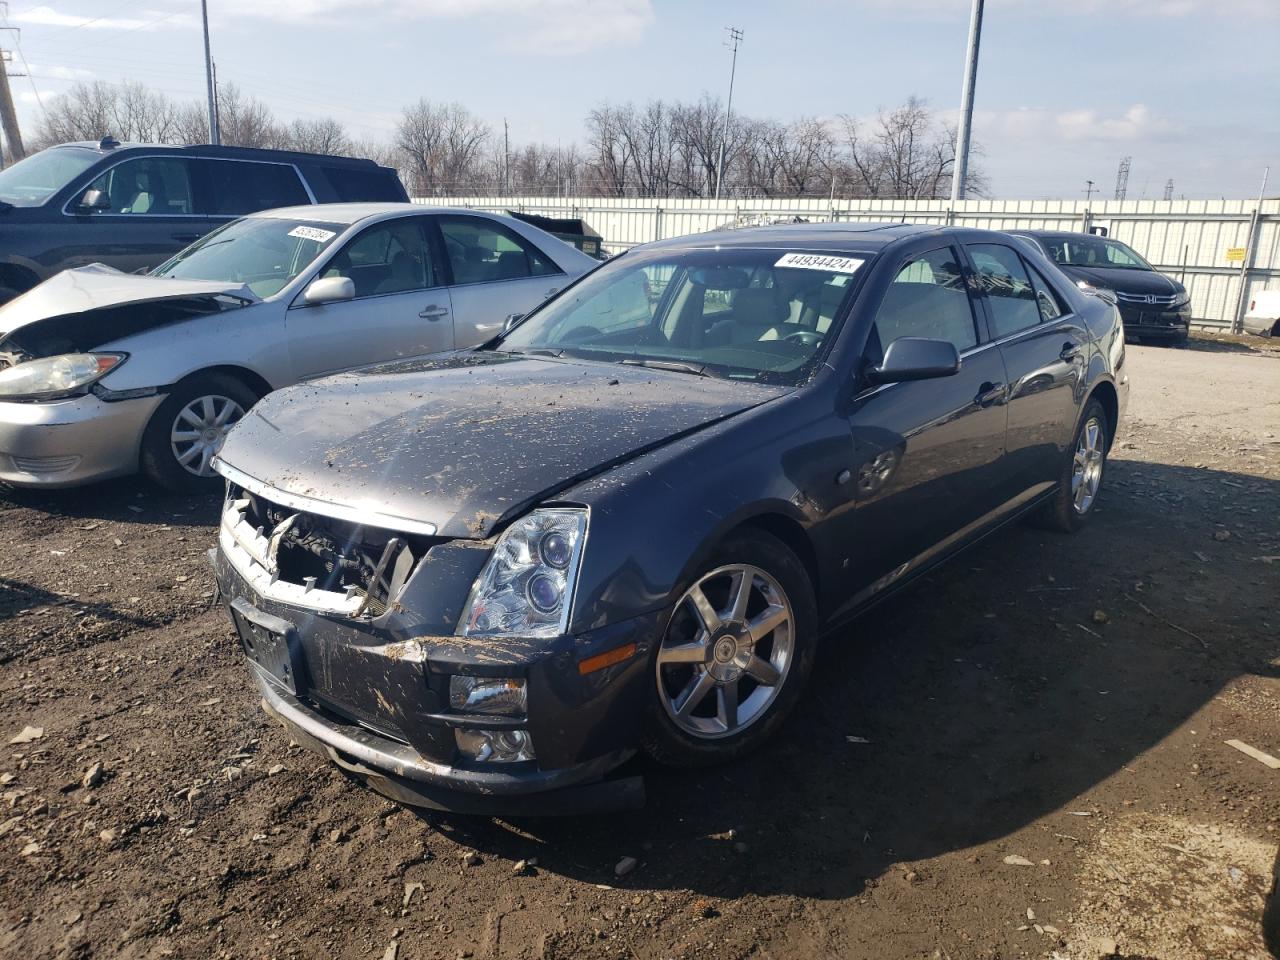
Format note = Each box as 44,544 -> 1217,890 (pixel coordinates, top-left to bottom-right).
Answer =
214,458 -> 440,537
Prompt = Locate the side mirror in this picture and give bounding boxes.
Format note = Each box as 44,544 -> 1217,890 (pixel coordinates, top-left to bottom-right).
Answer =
303,276 -> 355,306
503,313 -> 523,333
77,188 -> 111,213
866,337 -> 961,385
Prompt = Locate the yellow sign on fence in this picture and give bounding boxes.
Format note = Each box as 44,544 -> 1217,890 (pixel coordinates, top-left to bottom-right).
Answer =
1226,247 -> 1246,262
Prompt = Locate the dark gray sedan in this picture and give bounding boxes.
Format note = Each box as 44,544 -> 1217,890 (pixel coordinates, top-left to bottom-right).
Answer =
210,222 -> 1129,813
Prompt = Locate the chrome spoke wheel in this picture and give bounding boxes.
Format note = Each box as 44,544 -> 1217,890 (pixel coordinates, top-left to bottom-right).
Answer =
1071,415 -> 1106,515
656,563 -> 794,740
169,394 -> 245,479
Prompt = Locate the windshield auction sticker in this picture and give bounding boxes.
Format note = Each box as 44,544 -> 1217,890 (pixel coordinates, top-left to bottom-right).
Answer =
288,226 -> 337,243
775,253 -> 865,274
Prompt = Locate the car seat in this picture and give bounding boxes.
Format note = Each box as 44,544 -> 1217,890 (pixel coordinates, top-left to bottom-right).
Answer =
374,251 -> 421,295
706,287 -> 791,345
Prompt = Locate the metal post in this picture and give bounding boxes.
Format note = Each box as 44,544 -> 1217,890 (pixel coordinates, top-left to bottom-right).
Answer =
713,27 -> 743,201
0,49 -> 24,163
949,0 -> 983,204
1232,207 -> 1261,335
201,0 -> 219,144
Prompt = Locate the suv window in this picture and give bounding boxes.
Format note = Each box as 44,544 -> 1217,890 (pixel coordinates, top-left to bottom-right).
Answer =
86,156 -> 195,215
322,166 -> 405,202
437,215 -> 561,285
1025,261 -> 1067,322
323,218 -> 437,299
966,243 -> 1042,338
870,247 -> 978,355
198,160 -> 310,216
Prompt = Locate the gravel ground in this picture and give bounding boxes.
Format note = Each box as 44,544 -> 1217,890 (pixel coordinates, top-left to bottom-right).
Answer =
1,333 -> 1278,960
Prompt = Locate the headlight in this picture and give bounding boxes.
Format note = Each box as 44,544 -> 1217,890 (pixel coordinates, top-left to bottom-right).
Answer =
0,353 -> 125,401
1075,280 -> 1116,304
459,507 -> 587,638
449,676 -> 527,716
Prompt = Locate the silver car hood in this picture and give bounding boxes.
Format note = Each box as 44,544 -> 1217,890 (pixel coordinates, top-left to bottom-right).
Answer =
0,264 -> 258,336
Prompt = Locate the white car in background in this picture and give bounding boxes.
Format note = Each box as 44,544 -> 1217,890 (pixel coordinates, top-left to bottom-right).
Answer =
1243,290 -> 1280,337
0,203 -> 597,490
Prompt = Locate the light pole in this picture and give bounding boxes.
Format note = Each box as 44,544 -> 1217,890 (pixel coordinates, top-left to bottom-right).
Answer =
949,0 -> 983,203
201,0 -> 219,144
713,26 -> 742,202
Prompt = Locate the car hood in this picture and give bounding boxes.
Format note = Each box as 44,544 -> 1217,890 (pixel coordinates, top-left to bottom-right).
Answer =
0,264 -> 258,355
216,352 -> 789,539
1056,263 -> 1181,295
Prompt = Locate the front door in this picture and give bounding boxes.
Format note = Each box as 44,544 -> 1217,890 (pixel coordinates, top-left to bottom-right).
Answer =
964,242 -> 1089,498
286,217 -> 453,380
828,244 -> 1010,614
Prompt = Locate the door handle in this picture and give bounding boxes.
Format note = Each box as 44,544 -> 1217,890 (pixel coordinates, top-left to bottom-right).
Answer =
419,305 -> 449,320
171,233 -> 200,243
1059,341 -> 1082,362
974,381 -> 1006,408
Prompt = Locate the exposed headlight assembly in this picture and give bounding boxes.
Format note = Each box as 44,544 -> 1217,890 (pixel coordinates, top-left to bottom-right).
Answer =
459,507 -> 587,638
0,352 -> 125,401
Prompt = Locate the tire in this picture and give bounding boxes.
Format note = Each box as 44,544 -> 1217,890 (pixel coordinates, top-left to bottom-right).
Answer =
1039,397 -> 1110,534
139,372 -> 259,493
642,529 -> 817,768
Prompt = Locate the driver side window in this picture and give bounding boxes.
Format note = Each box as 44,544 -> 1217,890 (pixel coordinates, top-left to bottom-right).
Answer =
869,247 -> 979,358
322,219 -> 437,299
86,157 -> 195,215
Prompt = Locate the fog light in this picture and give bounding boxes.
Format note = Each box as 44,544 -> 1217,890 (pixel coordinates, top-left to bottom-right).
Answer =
449,676 -> 527,716
454,728 -> 535,762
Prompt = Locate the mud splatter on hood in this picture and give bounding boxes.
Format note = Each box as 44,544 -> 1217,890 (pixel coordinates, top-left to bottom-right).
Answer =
217,352 -> 789,539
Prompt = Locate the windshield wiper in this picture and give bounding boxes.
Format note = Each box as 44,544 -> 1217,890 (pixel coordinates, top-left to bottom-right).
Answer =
619,358 -> 710,377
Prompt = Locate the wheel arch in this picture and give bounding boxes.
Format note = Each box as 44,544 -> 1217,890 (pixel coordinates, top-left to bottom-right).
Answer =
168,364 -> 273,401
1086,379 -> 1119,452
0,261 -> 42,295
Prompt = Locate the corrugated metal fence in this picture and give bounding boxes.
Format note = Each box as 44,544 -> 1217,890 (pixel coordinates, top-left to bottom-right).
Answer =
417,196 -> 1280,330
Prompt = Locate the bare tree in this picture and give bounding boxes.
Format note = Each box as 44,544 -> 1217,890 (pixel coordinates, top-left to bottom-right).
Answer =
396,99 -> 490,195
583,103 -> 630,197
837,97 -> 984,199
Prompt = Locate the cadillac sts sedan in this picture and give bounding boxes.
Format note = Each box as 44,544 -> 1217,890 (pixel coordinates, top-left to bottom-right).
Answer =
211,223 -> 1128,814
0,203 -> 594,490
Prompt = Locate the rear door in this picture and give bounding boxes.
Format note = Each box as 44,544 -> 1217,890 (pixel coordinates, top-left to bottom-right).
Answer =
430,214 -> 567,346
831,243 -> 1011,611
964,242 -> 1089,498
285,216 -> 453,379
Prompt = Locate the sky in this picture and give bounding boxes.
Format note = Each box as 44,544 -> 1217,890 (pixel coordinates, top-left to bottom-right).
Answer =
2,0 -> 1278,199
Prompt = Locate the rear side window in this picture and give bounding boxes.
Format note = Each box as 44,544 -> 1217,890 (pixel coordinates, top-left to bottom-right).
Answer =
322,166 -> 406,202
199,160 -> 309,216
870,247 -> 979,354
86,156 -> 195,215
437,215 -> 561,285
966,243 -> 1042,338
1025,262 -> 1067,322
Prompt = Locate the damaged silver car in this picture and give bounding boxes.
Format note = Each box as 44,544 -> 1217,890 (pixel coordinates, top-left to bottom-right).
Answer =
0,203 -> 595,490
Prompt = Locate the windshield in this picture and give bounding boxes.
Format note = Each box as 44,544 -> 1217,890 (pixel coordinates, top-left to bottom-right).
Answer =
497,248 -> 866,382
153,217 -> 344,297
0,147 -> 101,208
1040,235 -> 1153,271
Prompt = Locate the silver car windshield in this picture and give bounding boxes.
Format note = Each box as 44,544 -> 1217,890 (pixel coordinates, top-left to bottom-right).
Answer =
498,248 -> 865,382
0,147 -> 101,208
153,218 -> 344,298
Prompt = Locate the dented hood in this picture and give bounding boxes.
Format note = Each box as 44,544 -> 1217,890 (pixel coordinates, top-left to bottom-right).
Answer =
0,264 -> 257,338
216,352 -> 787,539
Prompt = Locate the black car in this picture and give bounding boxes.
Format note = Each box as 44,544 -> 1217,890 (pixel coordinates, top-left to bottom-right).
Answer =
210,223 -> 1129,814
1012,230 -> 1190,343
0,139 -> 407,303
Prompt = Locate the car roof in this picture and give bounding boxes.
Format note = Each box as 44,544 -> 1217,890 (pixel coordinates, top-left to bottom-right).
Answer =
56,141 -> 386,168
1015,230 -> 1104,241
247,202 -> 522,226
643,221 -> 1010,253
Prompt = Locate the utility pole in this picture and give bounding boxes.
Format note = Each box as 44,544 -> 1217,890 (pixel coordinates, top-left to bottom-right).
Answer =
503,118 -> 509,195
201,0 -> 219,144
713,26 -> 743,202
949,0 -> 984,203
1083,179 -> 1095,202
1113,156 -> 1131,201
0,7 -> 25,166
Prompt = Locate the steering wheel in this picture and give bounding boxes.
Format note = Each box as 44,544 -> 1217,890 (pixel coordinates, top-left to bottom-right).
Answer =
784,330 -> 824,347
562,325 -> 602,343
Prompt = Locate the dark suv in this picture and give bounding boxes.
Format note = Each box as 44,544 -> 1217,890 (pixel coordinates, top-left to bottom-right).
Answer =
1012,230 -> 1190,344
0,139 -> 408,303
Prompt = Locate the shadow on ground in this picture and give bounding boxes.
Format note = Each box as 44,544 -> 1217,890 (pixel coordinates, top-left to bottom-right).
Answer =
414,459 -> 1279,907
0,477 -> 221,529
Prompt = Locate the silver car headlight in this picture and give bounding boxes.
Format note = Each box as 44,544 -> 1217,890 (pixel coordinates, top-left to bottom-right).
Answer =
0,352 -> 125,401
459,508 -> 587,638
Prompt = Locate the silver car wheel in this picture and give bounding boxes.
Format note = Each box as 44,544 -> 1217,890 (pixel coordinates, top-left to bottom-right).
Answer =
170,394 -> 245,479
1072,415 -> 1106,515
656,563 -> 794,741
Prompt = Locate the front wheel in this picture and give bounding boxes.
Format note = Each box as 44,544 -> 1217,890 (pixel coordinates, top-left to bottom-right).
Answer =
1039,397 -> 1109,533
140,372 -> 258,493
642,530 -> 817,767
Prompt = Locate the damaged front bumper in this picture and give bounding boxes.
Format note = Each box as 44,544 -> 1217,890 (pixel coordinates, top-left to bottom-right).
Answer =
210,486 -> 655,814
0,391 -> 162,486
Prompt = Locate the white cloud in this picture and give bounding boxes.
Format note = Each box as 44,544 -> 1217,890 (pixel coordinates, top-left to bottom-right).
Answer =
24,61 -> 94,81
11,5 -> 195,30
975,103 -> 1183,144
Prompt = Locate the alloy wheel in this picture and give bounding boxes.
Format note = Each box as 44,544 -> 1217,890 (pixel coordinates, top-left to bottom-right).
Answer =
1072,415 -> 1106,515
655,563 -> 794,740
170,394 -> 245,478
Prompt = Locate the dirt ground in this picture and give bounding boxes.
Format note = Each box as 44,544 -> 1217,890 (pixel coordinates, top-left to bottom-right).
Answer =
1,332 -> 1278,960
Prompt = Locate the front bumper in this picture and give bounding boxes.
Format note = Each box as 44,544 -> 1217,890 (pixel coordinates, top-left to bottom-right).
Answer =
1117,303 -> 1190,339
212,546 -> 656,814
0,391 -> 161,487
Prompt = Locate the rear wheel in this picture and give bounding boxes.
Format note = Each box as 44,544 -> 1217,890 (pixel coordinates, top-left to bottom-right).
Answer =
1039,397 -> 1109,533
643,530 -> 816,767
140,372 -> 258,493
